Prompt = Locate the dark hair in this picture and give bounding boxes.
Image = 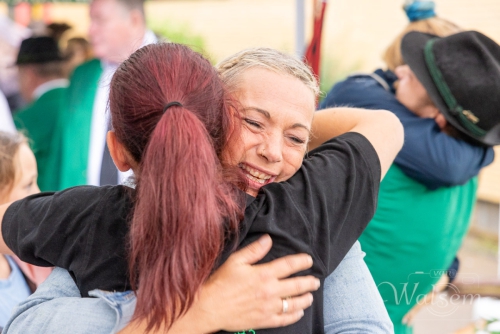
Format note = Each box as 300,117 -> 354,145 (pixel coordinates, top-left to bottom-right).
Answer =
109,43 -> 243,331
29,61 -> 65,78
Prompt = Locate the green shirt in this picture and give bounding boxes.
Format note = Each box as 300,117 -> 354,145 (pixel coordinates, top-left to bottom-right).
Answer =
359,165 -> 477,334
14,87 -> 67,191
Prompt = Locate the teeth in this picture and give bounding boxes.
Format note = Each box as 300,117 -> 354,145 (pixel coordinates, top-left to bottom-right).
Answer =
240,164 -> 272,181
247,174 -> 266,184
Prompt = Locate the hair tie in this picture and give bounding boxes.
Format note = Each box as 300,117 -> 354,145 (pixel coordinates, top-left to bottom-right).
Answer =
163,101 -> 183,113
404,1 -> 436,22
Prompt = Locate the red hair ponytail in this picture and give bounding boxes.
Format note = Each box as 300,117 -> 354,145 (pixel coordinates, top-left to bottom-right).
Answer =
109,43 -> 242,331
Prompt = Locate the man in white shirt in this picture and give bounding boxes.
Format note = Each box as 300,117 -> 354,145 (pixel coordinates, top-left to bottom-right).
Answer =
58,0 -> 156,189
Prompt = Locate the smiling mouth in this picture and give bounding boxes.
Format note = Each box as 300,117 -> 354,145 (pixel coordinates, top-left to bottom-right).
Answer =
238,163 -> 275,185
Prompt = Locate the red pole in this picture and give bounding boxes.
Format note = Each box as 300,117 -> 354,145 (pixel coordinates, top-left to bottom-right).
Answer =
305,0 -> 327,81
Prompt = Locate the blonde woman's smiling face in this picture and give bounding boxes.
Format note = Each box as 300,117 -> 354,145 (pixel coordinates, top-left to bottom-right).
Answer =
223,67 -> 316,196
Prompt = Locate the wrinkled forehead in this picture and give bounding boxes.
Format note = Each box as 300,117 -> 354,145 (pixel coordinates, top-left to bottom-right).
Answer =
234,67 -> 315,125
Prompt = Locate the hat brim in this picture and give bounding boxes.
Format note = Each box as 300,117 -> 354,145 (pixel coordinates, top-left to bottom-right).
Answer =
13,53 -> 68,67
400,31 -> 487,144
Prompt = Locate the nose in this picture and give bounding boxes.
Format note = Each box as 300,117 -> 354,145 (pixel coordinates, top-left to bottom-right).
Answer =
259,133 -> 283,163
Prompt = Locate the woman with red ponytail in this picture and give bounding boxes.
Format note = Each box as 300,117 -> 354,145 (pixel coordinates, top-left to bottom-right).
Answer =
0,43 -> 402,333
109,44 -> 244,328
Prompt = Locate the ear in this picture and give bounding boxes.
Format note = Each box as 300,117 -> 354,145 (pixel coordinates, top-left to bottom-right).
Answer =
434,113 -> 448,130
106,131 -> 134,172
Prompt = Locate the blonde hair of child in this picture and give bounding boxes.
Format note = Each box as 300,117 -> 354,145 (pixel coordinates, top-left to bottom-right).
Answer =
0,131 -> 27,201
383,17 -> 463,71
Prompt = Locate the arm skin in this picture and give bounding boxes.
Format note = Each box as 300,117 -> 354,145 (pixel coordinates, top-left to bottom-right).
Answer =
308,107 -> 404,180
320,74 -> 494,189
3,235 -> 320,334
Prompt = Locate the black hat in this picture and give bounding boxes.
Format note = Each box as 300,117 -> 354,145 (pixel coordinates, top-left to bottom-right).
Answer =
401,31 -> 500,146
15,36 -> 65,65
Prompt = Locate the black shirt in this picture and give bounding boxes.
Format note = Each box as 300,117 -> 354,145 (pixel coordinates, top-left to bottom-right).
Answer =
3,132 -> 380,334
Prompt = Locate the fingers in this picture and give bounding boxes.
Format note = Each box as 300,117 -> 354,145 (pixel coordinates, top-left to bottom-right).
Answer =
229,235 -> 273,265
258,253 -> 314,279
270,310 -> 306,328
275,275 -> 320,299
282,293 -> 314,315
261,294 -> 313,329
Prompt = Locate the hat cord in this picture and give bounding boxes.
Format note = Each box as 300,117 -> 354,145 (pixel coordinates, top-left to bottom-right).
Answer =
423,38 -> 487,137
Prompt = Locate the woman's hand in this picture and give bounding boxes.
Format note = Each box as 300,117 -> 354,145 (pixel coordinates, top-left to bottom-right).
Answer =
121,234 -> 319,333
196,234 -> 319,332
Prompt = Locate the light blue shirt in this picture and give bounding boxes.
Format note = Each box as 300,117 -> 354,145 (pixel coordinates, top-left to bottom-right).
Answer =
0,256 -> 31,328
3,242 -> 393,333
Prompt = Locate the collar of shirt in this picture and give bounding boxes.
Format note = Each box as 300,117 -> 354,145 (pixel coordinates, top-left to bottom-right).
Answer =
32,79 -> 69,100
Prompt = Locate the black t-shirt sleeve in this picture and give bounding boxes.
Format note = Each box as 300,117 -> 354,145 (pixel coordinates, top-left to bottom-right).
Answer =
242,132 -> 380,276
2,185 -> 132,296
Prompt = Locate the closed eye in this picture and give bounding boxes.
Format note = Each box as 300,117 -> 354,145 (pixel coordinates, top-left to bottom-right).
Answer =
289,136 -> 306,144
244,118 -> 263,129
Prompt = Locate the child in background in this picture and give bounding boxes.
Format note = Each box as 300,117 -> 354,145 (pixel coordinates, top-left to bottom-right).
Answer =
0,131 -> 51,328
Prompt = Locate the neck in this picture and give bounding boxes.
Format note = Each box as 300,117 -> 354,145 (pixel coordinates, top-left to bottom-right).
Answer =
104,27 -> 147,65
29,76 -> 65,101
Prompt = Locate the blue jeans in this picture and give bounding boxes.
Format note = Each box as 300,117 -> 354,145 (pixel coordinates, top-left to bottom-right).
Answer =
4,242 -> 392,333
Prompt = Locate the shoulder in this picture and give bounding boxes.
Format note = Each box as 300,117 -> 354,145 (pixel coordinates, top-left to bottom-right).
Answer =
72,59 -> 102,76
305,132 -> 381,176
68,59 -> 103,86
8,185 -> 132,220
55,185 -> 132,209
321,72 -> 396,110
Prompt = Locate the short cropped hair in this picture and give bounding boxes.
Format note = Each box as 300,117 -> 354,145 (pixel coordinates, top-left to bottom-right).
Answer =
117,0 -> 145,16
216,47 -> 320,98
383,17 -> 462,71
30,61 -> 65,78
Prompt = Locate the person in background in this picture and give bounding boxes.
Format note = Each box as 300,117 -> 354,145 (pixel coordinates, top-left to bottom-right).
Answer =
0,131 -> 51,330
0,15 -> 31,113
57,0 -> 156,189
13,37 -> 68,192
63,37 -> 93,77
46,23 -> 72,44
321,11 -> 498,334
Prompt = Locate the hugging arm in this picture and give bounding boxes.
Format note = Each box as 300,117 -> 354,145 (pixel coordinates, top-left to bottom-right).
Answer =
320,75 -> 494,189
308,107 -> 404,180
3,236 -> 319,334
